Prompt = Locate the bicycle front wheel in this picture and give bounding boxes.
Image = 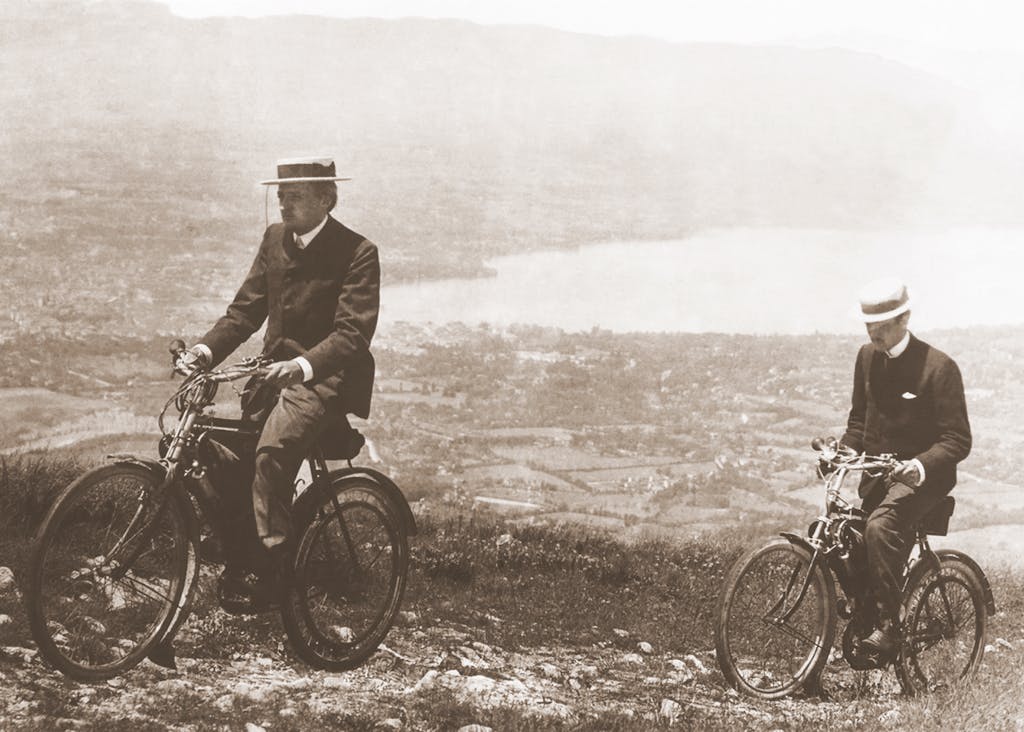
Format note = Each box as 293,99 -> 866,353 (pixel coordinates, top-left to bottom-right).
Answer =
281,477 -> 409,670
715,537 -> 836,699
25,464 -> 190,681
897,556 -> 987,695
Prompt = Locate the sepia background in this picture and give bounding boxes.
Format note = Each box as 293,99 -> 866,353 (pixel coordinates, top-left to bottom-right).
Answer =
2,0 -> 1024,728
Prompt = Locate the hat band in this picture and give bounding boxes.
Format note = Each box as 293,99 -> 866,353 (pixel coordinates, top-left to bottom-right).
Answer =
861,295 -> 908,318
276,161 -> 337,180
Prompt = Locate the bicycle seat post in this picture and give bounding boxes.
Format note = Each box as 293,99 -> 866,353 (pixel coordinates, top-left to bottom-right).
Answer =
308,448 -> 330,486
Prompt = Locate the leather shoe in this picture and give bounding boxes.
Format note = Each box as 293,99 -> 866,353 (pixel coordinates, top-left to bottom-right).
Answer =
859,628 -> 896,658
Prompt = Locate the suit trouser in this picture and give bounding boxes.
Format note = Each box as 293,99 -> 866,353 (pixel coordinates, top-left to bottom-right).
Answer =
204,381 -> 339,565
252,382 -> 339,549
861,479 -> 949,627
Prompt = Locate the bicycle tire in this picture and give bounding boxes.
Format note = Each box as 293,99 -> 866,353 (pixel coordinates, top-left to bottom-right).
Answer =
715,537 -> 836,699
25,464 -> 190,681
896,555 -> 987,695
280,477 -> 409,670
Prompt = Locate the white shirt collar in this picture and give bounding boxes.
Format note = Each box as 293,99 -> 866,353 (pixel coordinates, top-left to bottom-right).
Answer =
293,216 -> 329,248
887,331 -> 911,359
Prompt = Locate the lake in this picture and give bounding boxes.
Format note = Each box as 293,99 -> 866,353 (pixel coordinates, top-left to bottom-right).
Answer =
382,227 -> 1024,334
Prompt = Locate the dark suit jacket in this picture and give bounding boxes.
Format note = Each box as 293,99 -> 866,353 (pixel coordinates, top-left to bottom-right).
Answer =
200,216 -> 379,418
841,334 -> 971,497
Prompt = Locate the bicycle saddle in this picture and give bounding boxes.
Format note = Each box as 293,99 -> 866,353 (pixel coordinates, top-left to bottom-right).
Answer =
317,416 -> 365,461
917,496 -> 955,536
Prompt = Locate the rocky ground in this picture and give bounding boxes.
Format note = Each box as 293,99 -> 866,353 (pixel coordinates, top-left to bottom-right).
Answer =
4,574 -> 1021,732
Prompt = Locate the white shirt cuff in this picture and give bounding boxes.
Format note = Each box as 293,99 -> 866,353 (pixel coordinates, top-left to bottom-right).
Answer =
194,343 -> 213,362
292,356 -> 314,383
910,458 -> 926,486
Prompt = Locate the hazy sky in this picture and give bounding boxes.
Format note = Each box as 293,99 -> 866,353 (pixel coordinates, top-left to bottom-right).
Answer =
161,0 -> 1024,53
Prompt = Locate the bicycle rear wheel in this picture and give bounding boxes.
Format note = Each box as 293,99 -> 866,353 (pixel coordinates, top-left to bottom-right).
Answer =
25,464 -> 189,681
715,538 -> 836,699
897,556 -> 987,695
281,477 -> 409,670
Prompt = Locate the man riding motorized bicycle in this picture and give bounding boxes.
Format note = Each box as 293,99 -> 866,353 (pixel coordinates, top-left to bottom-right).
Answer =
839,277 -> 971,660
177,156 -> 380,613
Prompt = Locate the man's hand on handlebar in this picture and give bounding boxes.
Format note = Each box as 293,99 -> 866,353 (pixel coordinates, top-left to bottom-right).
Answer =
262,360 -> 304,388
892,461 -> 923,488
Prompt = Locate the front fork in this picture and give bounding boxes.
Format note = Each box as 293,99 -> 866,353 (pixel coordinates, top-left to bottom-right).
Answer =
767,525 -> 832,648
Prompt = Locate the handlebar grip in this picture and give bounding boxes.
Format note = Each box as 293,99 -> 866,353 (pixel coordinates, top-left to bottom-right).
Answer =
169,339 -> 186,358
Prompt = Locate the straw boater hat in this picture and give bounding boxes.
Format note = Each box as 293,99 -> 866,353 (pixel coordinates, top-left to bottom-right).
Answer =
259,156 -> 351,185
854,277 -> 912,323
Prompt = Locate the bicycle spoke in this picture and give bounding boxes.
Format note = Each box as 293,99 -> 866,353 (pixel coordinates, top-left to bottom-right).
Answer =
27,465 -> 188,680
717,540 -> 831,698
282,486 -> 408,671
111,574 -> 172,605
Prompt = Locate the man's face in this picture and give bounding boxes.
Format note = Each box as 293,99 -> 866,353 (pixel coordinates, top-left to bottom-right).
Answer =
278,183 -> 329,235
865,314 -> 908,353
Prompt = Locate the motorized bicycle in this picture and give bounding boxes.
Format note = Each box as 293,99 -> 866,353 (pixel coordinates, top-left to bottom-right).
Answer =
715,437 -> 994,698
24,343 -> 416,681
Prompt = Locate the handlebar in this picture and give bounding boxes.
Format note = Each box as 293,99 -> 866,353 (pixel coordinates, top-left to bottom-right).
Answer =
811,436 -> 900,474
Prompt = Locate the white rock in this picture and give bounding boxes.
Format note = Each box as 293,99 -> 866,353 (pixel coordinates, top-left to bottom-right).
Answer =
331,626 -> 354,643
996,637 -> 1014,651
410,670 -> 440,693
0,614 -> 11,627
621,653 -> 645,665
496,533 -> 514,546
396,610 -> 420,626
660,698 -> 682,723
213,694 -> 235,714
612,628 -> 630,639
457,726 -> 493,732
0,646 -> 37,665
878,709 -> 901,727
322,676 -> 355,690
244,724 -> 267,732
642,676 -> 662,686
154,679 -> 191,694
82,617 -> 106,635
375,718 -> 403,730
668,659 -> 687,671
637,641 -> 654,654
470,641 -> 493,655
539,662 -> 560,680
0,567 -> 15,592
985,643 -> 996,654
461,675 -> 496,694
684,654 -> 709,674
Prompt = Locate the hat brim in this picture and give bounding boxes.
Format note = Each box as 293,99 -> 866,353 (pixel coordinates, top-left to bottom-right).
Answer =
260,176 -> 352,185
850,298 -> 912,323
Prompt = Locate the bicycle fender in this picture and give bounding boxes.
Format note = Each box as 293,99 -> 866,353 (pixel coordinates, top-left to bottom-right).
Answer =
779,531 -> 816,555
298,466 -> 418,536
106,454 -> 168,482
936,549 -> 997,616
